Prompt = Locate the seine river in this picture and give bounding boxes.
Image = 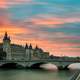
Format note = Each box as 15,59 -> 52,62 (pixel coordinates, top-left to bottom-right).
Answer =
0,69 -> 75,80
0,63 -> 79,80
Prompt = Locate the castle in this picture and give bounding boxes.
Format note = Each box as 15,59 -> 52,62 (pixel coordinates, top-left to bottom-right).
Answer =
1,32 -> 49,60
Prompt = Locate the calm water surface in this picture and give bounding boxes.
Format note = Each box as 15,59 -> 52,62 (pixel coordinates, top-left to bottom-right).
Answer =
0,69 -> 74,80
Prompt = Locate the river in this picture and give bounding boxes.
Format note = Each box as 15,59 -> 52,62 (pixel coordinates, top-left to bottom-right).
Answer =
0,69 -> 75,80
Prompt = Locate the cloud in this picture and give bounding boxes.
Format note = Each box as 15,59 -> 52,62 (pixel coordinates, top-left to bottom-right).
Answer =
30,18 -> 64,26
0,0 -> 80,57
0,0 -> 32,8
0,19 -> 80,57
25,14 -> 80,28
0,26 -> 31,34
1,28 -> 79,57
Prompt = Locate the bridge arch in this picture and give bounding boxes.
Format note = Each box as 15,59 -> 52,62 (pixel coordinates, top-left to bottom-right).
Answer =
44,62 -> 73,70
0,62 -> 26,68
0,62 -> 18,68
29,62 -> 47,69
28,62 -> 58,70
40,63 -> 58,70
0,60 -> 80,70
68,63 -> 80,69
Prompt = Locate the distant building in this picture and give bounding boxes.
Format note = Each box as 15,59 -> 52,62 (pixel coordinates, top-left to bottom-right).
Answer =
0,32 -> 49,60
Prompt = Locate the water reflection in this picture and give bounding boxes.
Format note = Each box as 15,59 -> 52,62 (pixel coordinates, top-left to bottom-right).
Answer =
0,63 -> 79,80
0,69 -> 74,80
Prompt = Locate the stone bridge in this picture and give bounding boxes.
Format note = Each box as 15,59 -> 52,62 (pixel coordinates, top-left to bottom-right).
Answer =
0,59 -> 80,69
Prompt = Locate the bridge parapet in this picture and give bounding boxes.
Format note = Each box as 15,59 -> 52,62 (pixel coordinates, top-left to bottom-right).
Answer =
0,59 -> 80,69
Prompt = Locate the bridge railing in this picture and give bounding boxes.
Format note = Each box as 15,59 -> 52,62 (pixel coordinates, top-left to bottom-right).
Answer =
69,71 -> 80,80
0,59 -> 80,62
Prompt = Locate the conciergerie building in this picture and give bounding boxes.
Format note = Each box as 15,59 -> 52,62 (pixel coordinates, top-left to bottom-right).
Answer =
0,32 -> 49,60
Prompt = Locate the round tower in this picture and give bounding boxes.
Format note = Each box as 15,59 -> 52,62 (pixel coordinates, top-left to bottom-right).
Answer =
3,32 -> 11,60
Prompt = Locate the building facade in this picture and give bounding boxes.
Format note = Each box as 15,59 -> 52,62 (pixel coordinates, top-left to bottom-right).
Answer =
2,32 -> 49,60
3,32 -> 11,60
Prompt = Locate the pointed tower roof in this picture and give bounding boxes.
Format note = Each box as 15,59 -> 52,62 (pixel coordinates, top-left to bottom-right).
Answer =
3,32 -> 10,41
4,32 -> 8,38
25,43 -> 28,49
35,45 -> 38,50
29,43 -> 32,49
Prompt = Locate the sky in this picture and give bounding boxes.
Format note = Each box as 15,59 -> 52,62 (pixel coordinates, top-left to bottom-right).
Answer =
0,0 -> 80,56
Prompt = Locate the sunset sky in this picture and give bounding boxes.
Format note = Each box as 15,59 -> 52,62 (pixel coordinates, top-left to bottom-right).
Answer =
0,0 -> 80,56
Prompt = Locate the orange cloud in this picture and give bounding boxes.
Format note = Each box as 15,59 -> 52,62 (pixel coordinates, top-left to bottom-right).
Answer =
0,29 -> 80,57
0,25 -> 33,43
0,0 -> 7,8
0,27 -> 26,34
0,13 -> 79,57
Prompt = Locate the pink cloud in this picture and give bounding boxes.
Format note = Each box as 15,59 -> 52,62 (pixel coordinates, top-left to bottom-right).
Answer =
64,18 -> 80,23
0,24 -> 80,57
30,18 -> 64,26
0,0 -> 32,8
0,13 -> 79,57
26,15 -> 80,28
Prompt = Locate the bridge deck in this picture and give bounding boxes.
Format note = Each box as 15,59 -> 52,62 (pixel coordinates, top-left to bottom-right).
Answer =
0,59 -> 80,62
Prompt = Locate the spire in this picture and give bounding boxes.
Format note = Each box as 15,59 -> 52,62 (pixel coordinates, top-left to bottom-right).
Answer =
29,43 -> 32,49
25,43 -> 28,49
35,45 -> 38,50
4,32 -> 8,39
5,32 -> 8,37
3,32 -> 10,41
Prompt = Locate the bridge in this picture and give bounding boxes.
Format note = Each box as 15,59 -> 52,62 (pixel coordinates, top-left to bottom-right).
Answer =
0,59 -> 80,69
1,32 -> 80,69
